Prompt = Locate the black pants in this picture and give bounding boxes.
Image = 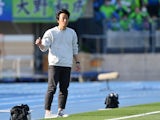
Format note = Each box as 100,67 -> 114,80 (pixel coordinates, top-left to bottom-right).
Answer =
45,66 -> 71,110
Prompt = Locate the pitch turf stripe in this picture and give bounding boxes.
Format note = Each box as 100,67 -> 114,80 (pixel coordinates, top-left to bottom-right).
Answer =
105,111 -> 160,120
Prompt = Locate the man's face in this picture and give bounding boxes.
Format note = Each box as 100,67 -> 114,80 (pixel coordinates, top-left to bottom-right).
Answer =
57,13 -> 69,28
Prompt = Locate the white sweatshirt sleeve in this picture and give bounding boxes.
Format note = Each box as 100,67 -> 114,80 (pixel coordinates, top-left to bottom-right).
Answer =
72,30 -> 78,55
39,30 -> 52,52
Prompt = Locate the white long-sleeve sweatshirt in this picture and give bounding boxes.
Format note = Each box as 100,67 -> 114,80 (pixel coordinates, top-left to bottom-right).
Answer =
40,26 -> 78,67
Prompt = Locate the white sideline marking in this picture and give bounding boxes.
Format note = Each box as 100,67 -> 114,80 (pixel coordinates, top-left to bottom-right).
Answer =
105,111 -> 160,120
0,110 -> 33,113
0,110 -> 10,113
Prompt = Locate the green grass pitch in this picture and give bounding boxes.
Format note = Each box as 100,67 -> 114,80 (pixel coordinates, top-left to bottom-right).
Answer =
42,102 -> 160,120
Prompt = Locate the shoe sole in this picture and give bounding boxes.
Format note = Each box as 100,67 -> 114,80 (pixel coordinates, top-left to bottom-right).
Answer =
57,114 -> 69,118
44,114 -> 58,119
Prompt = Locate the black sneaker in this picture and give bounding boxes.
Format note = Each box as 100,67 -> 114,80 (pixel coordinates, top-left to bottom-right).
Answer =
57,110 -> 69,117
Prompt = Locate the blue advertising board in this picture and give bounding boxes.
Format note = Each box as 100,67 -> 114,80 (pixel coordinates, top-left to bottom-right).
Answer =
0,0 -> 88,23
0,0 -> 12,21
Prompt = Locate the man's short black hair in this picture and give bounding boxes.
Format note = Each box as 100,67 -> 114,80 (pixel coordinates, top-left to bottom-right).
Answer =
56,9 -> 70,20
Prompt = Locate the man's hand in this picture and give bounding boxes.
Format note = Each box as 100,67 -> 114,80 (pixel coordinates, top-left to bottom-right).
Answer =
35,37 -> 42,46
75,63 -> 81,72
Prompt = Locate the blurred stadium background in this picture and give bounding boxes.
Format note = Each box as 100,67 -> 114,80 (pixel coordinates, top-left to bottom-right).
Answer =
0,0 -> 160,82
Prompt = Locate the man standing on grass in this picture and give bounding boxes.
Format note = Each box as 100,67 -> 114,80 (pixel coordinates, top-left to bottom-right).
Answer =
35,9 -> 80,119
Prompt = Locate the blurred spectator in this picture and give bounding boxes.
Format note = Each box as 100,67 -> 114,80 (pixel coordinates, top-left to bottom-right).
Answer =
100,0 -> 118,19
119,14 -> 131,31
115,0 -> 129,18
145,0 -> 160,18
141,4 -> 151,29
93,0 -> 105,21
129,7 -> 150,30
110,17 -> 121,31
130,0 -> 142,11
110,0 -> 130,31
121,0 -> 132,8
100,0 -> 119,29
145,0 -> 160,29
93,0 -> 159,31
